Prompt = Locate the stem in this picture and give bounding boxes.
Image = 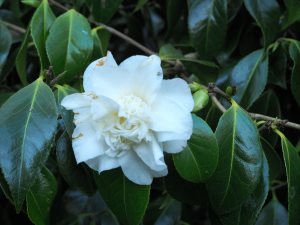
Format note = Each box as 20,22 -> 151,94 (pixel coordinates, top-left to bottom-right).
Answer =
1,21 -> 26,33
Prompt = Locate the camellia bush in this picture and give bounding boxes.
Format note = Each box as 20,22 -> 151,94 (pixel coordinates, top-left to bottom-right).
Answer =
1,0 -> 300,224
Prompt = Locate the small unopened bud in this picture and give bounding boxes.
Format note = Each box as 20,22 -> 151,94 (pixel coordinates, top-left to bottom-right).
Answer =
192,89 -> 209,112
225,86 -> 236,96
189,82 -> 202,93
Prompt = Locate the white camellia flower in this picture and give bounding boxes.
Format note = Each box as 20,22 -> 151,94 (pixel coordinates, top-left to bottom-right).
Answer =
61,52 -> 193,185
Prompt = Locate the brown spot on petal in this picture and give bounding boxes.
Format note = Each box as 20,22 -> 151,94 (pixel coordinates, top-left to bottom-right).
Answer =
87,93 -> 98,99
72,133 -> 83,139
96,59 -> 105,66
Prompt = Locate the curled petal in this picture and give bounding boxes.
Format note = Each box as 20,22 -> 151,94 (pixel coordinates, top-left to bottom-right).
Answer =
61,93 -> 91,110
163,140 -> 187,153
85,155 -> 119,173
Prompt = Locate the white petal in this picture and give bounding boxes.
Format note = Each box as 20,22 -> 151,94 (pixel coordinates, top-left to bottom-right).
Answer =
85,155 -> 119,172
90,96 -> 119,120
72,122 -> 107,163
151,78 -> 193,142
119,55 -> 163,104
163,140 -> 187,153
118,151 -> 153,185
135,138 -> 167,172
61,93 -> 91,110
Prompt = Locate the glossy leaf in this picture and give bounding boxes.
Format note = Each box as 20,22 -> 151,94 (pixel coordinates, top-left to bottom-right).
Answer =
188,0 -> 228,59
288,41 -> 300,106
0,22 -> 12,74
26,167 -> 57,225
256,199 -> 288,225
0,78 -> 57,212
56,131 -> 96,195
16,28 -> 30,85
166,0 -> 184,36
30,0 -> 55,70
230,49 -> 268,109
55,84 -> 77,137
260,138 -> 282,181
250,90 -> 281,146
46,9 -> 93,83
244,0 -> 280,47
268,47 -> 287,89
154,199 -> 181,225
91,0 -> 123,23
91,28 -> 105,61
276,130 -> 300,225
206,102 -> 263,214
173,115 -> 218,183
282,0 -> 300,29
94,169 -> 150,225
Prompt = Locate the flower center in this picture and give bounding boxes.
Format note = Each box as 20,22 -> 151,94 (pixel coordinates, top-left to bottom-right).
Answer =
103,95 -> 151,157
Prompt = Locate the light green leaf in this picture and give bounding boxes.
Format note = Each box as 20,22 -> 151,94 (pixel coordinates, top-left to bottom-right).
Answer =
230,49 -> 268,109
91,28 -> 105,61
91,0 -> 123,23
55,84 -> 77,137
188,0 -> 228,59
206,102 -> 263,214
56,131 -> 96,196
31,0 -> 55,70
244,0 -> 280,47
288,41 -> 300,106
275,130 -> 300,225
282,0 -> 300,29
46,9 -> 93,83
94,169 -> 150,225
26,167 -> 57,225
16,28 -> 30,85
0,22 -> 12,75
0,77 -> 57,212
21,0 -> 40,7
256,199 -> 288,225
173,115 -> 218,183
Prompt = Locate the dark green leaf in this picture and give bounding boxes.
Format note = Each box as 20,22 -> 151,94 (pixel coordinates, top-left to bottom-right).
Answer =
260,138 -> 282,182
31,0 -> 55,70
16,28 -> 30,85
0,22 -> 12,75
282,0 -> 300,29
288,41 -> 300,106
91,0 -> 123,23
244,0 -> 280,47
134,0 -> 148,12
188,0 -> 228,59
0,0 -> 4,7
26,167 -> 57,225
0,78 -> 57,212
205,105 -> 222,132
46,9 -> 93,83
250,90 -> 281,146
173,115 -> 218,182
268,47 -> 287,89
56,131 -> 96,196
0,92 -> 13,106
154,199 -> 181,225
0,169 -> 13,203
206,102 -> 263,214
55,84 -> 77,137
255,199 -> 288,225
94,169 -> 150,225
276,130 -> 300,225
230,49 -> 268,109
91,28 -> 105,61
166,0 -> 184,36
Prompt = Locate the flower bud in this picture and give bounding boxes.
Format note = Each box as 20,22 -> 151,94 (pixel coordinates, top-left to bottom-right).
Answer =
192,89 -> 209,112
225,86 -> 236,96
189,82 -> 202,93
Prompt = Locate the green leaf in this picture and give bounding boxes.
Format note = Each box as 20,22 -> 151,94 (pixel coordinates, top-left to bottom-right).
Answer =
230,49 -> 268,109
218,154 -> 269,225
188,0 -> 228,59
166,0 -> 184,36
206,102 -> 263,214
0,92 -> 13,106
21,0 -> 40,7
26,167 -> 57,225
16,28 -> 30,85
31,0 -> 55,70
173,115 -> 218,183
275,130 -> 300,225
282,0 -> 300,29
268,47 -> 287,89
154,199 -> 181,225
244,0 -> 280,47
288,41 -> 300,106
134,0 -> 148,11
91,28 -> 105,61
205,105 -> 222,132
250,90 -> 281,147
56,131 -> 96,196
0,22 -> 12,75
0,0 -> 4,7
261,138 -> 282,182
94,169 -> 150,225
0,169 -> 13,203
46,9 -> 93,83
55,84 -> 77,137
91,0 -> 123,23
0,77 -> 57,212
255,199 -> 288,225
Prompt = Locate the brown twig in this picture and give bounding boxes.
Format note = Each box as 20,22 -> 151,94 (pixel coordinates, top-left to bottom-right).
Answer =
1,21 -> 26,33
